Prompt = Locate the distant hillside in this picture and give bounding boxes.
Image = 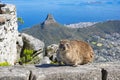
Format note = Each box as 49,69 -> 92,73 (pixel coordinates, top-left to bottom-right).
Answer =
21,14 -> 120,45
76,20 -> 120,39
92,20 -> 120,34
21,14 -> 82,45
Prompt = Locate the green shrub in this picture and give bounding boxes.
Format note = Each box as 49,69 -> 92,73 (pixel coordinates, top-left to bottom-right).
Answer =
18,17 -> 24,24
19,49 -> 34,64
0,62 -> 10,66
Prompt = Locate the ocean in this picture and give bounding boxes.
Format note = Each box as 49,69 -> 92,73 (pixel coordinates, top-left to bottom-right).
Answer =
2,0 -> 120,30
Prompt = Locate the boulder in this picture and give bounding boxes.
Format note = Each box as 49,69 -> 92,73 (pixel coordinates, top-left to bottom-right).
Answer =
21,33 -> 44,51
45,44 -> 58,62
21,33 -> 45,64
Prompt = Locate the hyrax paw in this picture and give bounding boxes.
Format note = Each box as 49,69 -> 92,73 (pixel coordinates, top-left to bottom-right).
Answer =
72,64 -> 78,67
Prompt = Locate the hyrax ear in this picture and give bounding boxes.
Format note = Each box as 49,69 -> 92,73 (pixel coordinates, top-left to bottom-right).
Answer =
60,40 -> 64,43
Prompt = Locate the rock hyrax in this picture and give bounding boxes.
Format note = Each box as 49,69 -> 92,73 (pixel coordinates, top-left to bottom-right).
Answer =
57,39 -> 94,66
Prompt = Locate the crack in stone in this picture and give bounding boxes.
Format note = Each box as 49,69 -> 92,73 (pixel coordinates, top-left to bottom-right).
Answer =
101,68 -> 108,80
28,70 -> 36,80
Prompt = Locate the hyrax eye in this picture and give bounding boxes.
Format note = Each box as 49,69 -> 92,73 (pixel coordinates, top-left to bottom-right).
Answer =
59,44 -> 64,48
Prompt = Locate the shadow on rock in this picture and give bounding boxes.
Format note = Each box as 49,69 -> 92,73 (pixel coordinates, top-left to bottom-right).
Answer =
35,64 -> 67,68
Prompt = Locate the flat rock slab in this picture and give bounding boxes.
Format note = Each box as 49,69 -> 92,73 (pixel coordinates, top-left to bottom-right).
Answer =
0,62 -> 120,80
32,65 -> 101,80
0,66 -> 30,80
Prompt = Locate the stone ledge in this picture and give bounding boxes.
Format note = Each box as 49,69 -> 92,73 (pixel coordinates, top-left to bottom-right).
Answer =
0,62 -> 120,80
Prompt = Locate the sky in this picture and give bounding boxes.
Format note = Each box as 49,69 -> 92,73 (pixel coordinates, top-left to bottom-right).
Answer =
2,0 -> 120,30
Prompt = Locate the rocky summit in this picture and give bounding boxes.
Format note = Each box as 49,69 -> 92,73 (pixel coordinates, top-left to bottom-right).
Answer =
42,14 -> 56,25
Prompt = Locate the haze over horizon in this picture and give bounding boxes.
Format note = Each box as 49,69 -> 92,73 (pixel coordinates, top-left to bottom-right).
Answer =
2,0 -> 120,30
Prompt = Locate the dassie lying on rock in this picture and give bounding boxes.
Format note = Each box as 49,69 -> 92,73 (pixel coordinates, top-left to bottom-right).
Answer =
57,39 -> 94,66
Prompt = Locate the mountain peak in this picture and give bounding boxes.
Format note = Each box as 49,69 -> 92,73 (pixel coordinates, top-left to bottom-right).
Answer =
43,14 -> 56,25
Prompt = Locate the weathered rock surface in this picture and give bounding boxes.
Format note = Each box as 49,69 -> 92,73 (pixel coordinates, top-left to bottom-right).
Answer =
0,4 -> 18,65
0,4 -> 6,14
32,65 -> 101,80
16,33 -> 24,60
21,33 -> 44,51
0,66 -> 30,80
20,33 -> 45,64
40,56 -> 51,64
46,44 -> 58,61
0,62 -> 120,80
0,3 -> 45,65
43,14 -> 56,25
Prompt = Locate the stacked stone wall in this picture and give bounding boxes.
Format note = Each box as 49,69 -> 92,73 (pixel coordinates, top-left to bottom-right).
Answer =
0,3 -> 18,65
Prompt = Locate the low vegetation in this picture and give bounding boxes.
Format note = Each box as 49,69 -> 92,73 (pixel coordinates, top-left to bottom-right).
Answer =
0,62 -> 10,66
19,49 -> 34,64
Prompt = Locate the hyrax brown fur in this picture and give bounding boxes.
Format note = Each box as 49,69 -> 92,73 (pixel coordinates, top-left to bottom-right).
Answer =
57,39 -> 94,66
